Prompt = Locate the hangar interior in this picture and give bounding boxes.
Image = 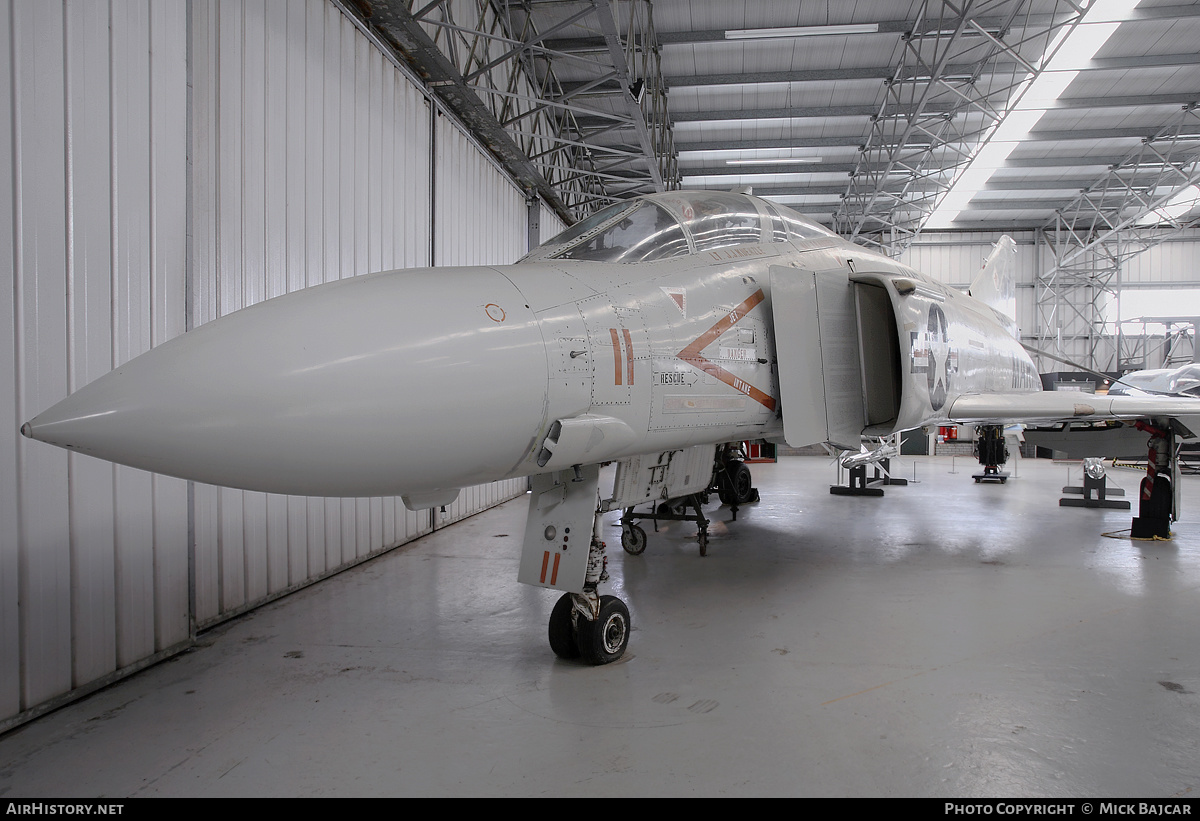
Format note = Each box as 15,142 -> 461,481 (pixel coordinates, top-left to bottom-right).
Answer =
2,0 -> 1199,797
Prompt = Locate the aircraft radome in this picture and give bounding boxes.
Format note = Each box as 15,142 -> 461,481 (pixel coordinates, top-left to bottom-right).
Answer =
23,191 -> 1200,664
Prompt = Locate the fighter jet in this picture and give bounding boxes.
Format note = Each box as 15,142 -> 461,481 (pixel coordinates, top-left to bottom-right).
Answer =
1108,363 -> 1200,397
22,191 -> 1200,663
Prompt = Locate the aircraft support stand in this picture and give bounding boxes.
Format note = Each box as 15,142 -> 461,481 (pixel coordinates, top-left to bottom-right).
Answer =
1060,458 -> 1129,509
830,459 -> 905,496
621,494 -> 711,556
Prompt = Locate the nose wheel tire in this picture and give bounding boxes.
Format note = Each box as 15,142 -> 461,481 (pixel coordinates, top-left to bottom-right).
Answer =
548,593 -> 580,659
576,595 -> 631,665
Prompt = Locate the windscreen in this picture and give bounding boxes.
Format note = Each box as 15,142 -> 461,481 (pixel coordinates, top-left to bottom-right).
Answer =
550,201 -> 690,263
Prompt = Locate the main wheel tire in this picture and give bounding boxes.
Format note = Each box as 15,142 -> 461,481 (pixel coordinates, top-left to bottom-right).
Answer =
576,595 -> 631,665
548,593 -> 580,659
716,471 -> 734,505
730,461 -> 754,504
621,524 -> 647,555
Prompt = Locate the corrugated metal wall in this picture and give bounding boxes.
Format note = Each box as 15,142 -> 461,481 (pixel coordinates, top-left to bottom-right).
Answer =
434,120 -> 526,267
1120,230 -> 1200,288
1,0 -> 192,731
539,207 -> 568,246
903,230 -> 1200,370
1,0 -> 529,731
899,231 -> 1041,344
188,0 -> 448,628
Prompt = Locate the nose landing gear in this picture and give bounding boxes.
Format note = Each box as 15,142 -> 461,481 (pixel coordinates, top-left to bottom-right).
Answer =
520,464 -> 631,664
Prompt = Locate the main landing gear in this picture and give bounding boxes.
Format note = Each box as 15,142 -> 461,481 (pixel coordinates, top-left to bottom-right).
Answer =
1131,420 -> 1175,540
713,444 -> 759,521
973,424 -> 1010,483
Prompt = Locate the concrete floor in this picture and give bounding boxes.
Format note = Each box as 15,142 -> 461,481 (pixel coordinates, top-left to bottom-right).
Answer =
1,454 -> 1198,798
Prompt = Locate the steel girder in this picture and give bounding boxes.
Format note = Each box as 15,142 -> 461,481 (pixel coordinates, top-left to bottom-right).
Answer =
341,0 -> 676,223
833,0 -> 1089,256
1033,104 -> 1200,372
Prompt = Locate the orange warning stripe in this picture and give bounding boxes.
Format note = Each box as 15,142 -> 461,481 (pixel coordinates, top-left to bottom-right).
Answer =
623,328 -> 634,386
539,550 -> 563,586
609,328 -> 622,386
677,289 -> 765,360
675,289 -> 776,411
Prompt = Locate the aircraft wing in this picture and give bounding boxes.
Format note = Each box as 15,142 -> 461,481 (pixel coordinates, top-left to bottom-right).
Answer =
947,391 -> 1200,429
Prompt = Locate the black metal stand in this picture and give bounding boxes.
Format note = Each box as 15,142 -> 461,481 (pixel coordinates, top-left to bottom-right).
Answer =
1060,473 -> 1129,509
621,493 -> 711,556
973,465 -> 1009,484
1131,476 -> 1173,539
830,459 -> 906,496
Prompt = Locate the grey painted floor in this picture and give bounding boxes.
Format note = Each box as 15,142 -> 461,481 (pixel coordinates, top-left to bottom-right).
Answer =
1,454 -> 1198,798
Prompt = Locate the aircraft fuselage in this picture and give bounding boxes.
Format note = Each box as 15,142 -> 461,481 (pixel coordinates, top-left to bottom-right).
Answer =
22,225 -> 1040,502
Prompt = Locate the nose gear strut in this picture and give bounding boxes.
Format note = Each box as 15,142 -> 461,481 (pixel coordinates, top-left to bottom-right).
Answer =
520,464 -> 631,664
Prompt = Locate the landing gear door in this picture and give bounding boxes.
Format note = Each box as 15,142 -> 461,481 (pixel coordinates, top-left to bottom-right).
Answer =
518,464 -> 600,593
769,266 -> 864,450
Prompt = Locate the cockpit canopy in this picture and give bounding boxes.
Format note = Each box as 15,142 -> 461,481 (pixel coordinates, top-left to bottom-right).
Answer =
522,191 -> 837,265
1169,364 -> 1200,396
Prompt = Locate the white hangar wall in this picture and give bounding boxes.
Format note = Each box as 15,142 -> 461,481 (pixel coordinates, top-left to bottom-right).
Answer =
1,0 -> 191,734
902,231 -> 1200,371
539,208 -> 568,245
900,230 -> 1041,335
1121,230 -> 1200,290
1,0 -> 532,731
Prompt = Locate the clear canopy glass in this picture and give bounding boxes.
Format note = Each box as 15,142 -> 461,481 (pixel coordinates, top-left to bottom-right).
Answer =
524,192 -> 836,264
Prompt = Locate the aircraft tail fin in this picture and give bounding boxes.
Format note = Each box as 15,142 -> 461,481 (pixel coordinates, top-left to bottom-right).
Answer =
970,235 -> 1018,323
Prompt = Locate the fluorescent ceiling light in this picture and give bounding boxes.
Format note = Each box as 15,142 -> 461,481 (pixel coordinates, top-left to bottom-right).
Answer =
925,0 -> 1141,229
725,157 -> 823,165
907,74 -> 975,83
917,28 -> 1000,38
725,23 -> 879,40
